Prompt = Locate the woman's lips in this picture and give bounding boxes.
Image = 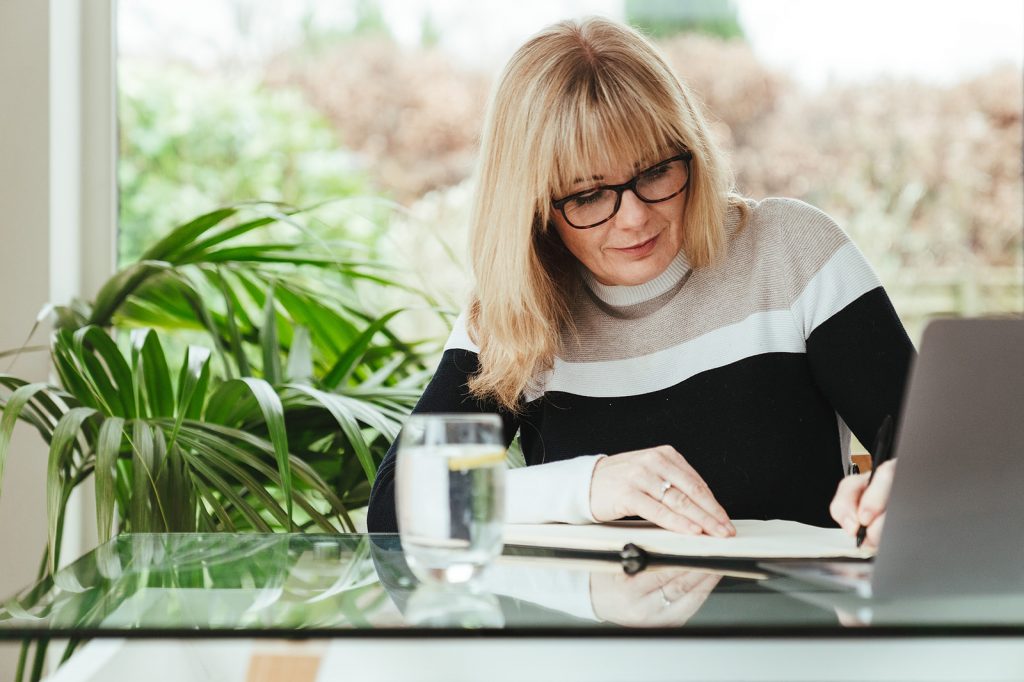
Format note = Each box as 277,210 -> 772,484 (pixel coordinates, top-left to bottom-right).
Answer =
613,233 -> 659,257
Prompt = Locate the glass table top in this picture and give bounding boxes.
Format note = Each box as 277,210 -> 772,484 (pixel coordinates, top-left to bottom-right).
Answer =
1,533 -> 1022,639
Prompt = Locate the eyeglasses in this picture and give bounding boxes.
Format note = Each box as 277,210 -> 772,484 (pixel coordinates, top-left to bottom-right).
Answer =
552,151 -> 692,229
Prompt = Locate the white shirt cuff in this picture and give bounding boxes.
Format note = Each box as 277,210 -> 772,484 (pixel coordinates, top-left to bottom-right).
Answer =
505,455 -> 605,524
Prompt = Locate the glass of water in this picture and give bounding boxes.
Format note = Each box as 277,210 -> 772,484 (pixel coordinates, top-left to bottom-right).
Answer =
396,413 -> 506,584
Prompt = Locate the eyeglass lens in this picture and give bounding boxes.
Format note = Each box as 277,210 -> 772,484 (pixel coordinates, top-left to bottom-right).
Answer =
562,158 -> 688,228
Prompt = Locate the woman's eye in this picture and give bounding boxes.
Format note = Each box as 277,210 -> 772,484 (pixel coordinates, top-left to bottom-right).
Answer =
571,191 -> 604,207
642,165 -> 670,180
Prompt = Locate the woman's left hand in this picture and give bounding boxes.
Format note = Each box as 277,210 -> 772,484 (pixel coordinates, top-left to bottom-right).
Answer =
589,445 -> 735,536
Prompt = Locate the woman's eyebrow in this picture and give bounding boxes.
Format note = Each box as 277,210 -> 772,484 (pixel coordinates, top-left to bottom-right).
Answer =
571,157 -> 658,185
568,152 -> 667,188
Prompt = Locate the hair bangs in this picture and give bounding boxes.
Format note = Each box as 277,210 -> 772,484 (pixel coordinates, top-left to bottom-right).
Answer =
549,75 -> 685,201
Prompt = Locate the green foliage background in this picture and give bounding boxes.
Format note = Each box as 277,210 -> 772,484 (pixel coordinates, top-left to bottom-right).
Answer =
118,64 -> 375,264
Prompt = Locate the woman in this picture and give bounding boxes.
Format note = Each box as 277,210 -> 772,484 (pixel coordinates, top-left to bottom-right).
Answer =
366,17 -> 914,539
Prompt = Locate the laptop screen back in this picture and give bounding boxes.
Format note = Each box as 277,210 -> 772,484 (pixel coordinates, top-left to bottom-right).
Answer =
871,318 -> 1024,598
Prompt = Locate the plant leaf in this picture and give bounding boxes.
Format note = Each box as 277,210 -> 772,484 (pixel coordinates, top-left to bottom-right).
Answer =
187,454 -> 272,532
211,266 -> 252,377
94,417 -> 125,543
178,215 -> 276,262
162,439 -> 194,532
51,330 -> 102,411
132,329 -> 175,418
163,269 -> 233,378
176,420 -> 351,531
172,345 -> 212,441
73,327 -> 137,418
284,385 -> 377,483
89,260 -> 172,328
47,407 -> 97,572
129,420 -> 155,531
175,434 -> 291,528
260,282 -> 282,385
206,379 -> 292,524
0,382 -> 53,503
321,309 -> 405,389
140,206 -> 238,262
286,325 -> 313,384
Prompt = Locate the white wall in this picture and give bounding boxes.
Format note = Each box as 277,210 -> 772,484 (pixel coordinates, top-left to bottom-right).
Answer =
0,0 -> 58,676
0,0 -> 115,677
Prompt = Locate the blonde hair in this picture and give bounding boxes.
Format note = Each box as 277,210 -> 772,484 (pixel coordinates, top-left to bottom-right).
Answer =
466,17 -> 748,412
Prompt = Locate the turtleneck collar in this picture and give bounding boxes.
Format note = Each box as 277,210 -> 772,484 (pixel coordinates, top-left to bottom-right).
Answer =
580,247 -> 692,307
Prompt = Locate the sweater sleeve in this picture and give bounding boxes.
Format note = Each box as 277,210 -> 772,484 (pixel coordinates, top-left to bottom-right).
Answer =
775,198 -> 916,458
367,312 -> 605,532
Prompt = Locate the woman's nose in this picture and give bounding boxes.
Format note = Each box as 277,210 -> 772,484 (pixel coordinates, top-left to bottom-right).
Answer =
615,188 -> 650,227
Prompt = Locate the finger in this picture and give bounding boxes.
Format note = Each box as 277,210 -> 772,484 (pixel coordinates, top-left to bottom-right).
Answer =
830,473 -> 869,533
630,491 -> 704,535
661,570 -> 719,600
663,487 -> 732,538
857,461 -> 896,526
664,574 -> 720,620
682,572 -> 721,600
654,448 -> 734,530
631,469 -> 726,536
864,512 -> 886,549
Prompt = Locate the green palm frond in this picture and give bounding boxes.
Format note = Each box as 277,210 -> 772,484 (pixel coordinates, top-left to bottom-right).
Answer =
0,200 -> 448,640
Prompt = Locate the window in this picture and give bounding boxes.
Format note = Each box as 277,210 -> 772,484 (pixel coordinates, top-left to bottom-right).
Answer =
117,0 -> 1023,340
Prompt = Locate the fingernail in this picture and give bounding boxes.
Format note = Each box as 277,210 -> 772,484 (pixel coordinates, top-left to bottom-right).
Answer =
716,524 -> 730,537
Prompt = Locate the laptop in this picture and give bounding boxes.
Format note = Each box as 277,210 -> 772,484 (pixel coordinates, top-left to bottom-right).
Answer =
761,317 -> 1024,599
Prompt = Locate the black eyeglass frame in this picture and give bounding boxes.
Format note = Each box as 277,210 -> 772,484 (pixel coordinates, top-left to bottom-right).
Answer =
551,150 -> 693,229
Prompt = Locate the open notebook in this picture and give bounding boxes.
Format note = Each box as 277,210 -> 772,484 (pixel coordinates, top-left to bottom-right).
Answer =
504,519 -> 872,560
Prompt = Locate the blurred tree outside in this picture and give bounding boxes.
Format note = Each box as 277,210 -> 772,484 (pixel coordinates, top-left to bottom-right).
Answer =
626,0 -> 744,39
118,62 -> 375,265
264,39 -> 489,206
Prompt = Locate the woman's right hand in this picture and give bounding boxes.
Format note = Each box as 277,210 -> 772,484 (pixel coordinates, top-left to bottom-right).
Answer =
830,459 -> 897,549
589,445 -> 735,537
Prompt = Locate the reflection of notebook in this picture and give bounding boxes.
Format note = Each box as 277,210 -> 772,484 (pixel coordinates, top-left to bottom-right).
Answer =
761,318 -> 1024,599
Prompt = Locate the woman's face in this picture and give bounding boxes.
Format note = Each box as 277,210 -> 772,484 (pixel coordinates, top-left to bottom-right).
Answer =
550,156 -> 687,287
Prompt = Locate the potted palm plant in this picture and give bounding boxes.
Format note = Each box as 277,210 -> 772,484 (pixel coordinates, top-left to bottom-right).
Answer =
0,201 -> 445,678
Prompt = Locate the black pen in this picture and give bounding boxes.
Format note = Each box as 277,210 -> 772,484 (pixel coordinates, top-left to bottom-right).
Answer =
856,414 -> 894,548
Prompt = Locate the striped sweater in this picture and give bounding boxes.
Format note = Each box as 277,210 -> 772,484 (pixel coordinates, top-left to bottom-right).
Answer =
367,198 -> 915,533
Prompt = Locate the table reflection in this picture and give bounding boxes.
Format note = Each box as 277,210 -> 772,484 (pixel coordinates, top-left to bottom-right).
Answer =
366,535 -> 829,629
405,585 -> 504,628
1,533 -> 1022,639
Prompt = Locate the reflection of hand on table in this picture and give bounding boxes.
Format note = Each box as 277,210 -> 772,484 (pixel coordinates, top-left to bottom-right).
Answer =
589,567 -> 721,627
